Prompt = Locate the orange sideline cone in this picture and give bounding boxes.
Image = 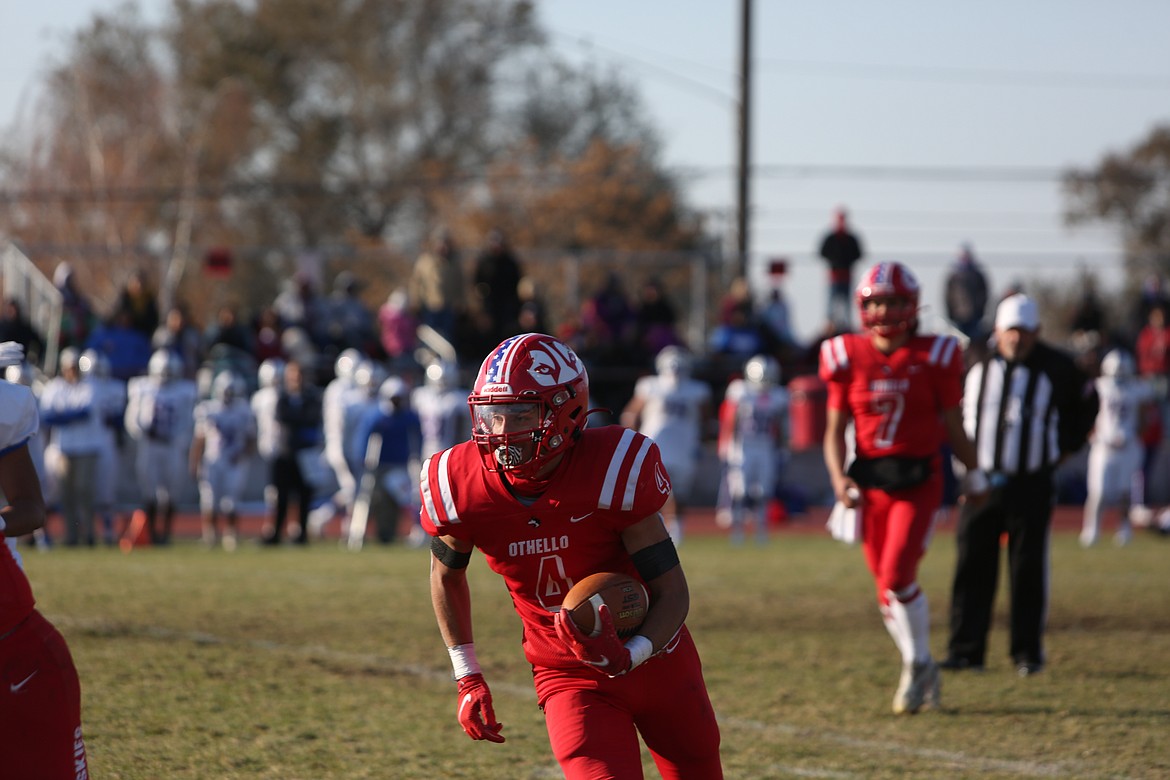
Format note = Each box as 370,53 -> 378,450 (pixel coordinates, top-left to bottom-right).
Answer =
120,510 -> 151,553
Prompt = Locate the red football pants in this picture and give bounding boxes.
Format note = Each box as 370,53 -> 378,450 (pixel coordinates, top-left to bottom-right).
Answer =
0,610 -> 88,778
860,475 -> 942,605
535,628 -> 723,780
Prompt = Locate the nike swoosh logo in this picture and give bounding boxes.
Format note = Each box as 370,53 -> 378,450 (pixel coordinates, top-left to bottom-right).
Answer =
458,693 -> 473,718
570,512 -> 594,523
584,655 -> 610,668
10,671 -> 36,693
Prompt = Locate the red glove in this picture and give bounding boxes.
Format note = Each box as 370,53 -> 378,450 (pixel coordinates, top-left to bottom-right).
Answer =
554,603 -> 632,677
455,673 -> 505,743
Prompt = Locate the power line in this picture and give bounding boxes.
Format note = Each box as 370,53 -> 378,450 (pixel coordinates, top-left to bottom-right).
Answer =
756,58 -> 1170,91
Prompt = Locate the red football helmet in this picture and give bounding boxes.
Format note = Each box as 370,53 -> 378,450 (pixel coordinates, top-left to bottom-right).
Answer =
469,333 -> 590,479
855,261 -> 920,337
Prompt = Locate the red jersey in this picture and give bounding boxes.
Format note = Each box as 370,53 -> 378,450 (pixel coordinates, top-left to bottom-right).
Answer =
819,332 -> 963,459
420,425 -> 672,670
0,383 -> 40,637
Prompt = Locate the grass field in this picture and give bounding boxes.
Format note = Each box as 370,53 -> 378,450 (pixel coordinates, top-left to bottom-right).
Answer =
22,526 -> 1170,779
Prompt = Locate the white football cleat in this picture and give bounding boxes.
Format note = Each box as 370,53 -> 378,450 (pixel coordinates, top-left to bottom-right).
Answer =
893,659 -> 940,715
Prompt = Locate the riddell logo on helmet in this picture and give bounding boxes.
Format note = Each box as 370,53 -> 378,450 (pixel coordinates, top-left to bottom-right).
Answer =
479,383 -> 513,395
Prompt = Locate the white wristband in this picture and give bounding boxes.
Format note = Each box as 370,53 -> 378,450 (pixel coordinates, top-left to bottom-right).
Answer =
624,635 -> 654,671
447,643 -> 481,680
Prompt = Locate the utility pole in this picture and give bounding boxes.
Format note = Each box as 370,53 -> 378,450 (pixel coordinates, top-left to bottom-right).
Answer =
735,0 -> 752,281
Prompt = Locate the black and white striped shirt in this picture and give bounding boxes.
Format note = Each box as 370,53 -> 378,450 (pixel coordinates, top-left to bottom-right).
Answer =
963,342 -> 1097,476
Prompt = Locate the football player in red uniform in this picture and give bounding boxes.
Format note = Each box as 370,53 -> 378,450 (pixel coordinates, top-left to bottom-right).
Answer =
423,333 -> 723,779
819,262 -> 986,715
0,363 -> 89,777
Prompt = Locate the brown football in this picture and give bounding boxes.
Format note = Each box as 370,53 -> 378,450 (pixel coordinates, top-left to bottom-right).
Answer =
562,572 -> 649,639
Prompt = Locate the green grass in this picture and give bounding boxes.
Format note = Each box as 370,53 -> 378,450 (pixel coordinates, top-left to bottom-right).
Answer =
23,529 -> 1170,779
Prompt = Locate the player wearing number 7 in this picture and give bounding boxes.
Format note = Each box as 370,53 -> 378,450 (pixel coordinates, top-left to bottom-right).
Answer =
421,333 -> 723,779
820,261 -> 986,715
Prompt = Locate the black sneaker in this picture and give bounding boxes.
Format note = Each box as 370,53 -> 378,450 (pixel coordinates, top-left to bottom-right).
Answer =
939,656 -> 985,672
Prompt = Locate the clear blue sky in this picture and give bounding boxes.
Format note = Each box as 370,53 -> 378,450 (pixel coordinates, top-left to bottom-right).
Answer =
4,1 -> 1168,338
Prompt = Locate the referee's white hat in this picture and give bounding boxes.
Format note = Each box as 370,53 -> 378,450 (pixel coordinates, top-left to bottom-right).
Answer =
995,293 -> 1040,332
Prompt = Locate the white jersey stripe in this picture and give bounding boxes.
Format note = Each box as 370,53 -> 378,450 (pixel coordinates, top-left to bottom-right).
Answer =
621,436 -> 653,511
599,428 -> 636,510
928,335 -> 945,365
420,456 -> 440,524
436,449 -> 459,523
831,335 -> 849,370
819,339 -> 837,373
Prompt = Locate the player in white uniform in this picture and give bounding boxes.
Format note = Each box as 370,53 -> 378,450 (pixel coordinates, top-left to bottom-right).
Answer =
251,357 -> 286,515
620,346 -> 712,545
190,372 -> 256,550
411,359 -> 470,459
80,349 -> 127,545
718,354 -> 790,545
312,350 -> 369,537
1082,349 -> 1153,547
4,358 -> 53,551
125,350 -> 199,544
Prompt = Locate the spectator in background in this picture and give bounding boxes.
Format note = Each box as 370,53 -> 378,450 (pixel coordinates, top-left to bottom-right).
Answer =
115,269 -> 160,340
409,228 -> 465,346
205,303 -> 256,357
252,306 -> 285,364
1070,281 -> 1107,340
758,260 -> 802,368
590,272 -> 635,347
1133,273 -> 1170,341
472,229 -> 523,346
274,272 -> 327,347
516,277 -> 549,336
378,289 -> 417,370
324,271 -> 375,355
152,303 -> 203,379
944,243 -> 990,341
1134,302 -> 1170,515
0,299 -> 45,367
633,276 -> 682,360
85,309 -> 153,381
54,261 -> 95,352
818,206 -> 865,331
710,279 -> 766,364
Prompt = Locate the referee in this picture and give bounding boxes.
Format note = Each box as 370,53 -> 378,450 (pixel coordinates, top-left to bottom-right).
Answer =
942,293 -> 1098,677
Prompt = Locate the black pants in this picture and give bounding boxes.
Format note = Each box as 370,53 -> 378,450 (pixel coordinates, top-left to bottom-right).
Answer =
946,470 -> 1054,666
271,453 -> 312,543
